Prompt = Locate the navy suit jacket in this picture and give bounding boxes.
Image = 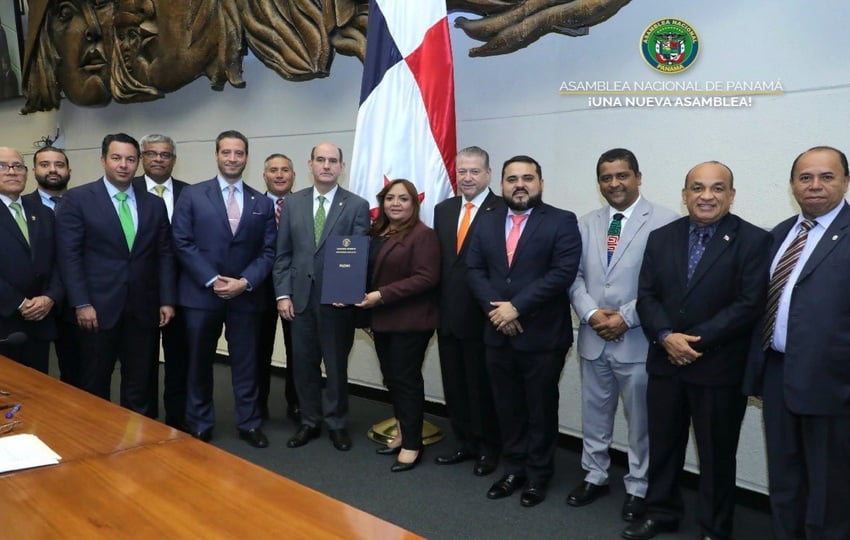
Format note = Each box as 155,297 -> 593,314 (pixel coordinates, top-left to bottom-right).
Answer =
56,180 -> 176,330
433,191 -> 503,339
466,202 -> 581,352
172,178 -> 276,312
0,196 -> 61,340
744,202 -> 850,415
637,213 -> 771,386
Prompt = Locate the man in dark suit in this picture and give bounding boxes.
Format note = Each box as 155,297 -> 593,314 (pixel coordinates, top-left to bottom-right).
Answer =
433,146 -> 503,476
466,155 -> 581,507
0,147 -> 61,373
273,142 -> 370,451
744,146 -> 850,540
257,153 -> 299,422
133,133 -> 190,430
56,133 -> 176,417
172,130 -> 276,448
22,146 -> 79,385
623,161 -> 771,540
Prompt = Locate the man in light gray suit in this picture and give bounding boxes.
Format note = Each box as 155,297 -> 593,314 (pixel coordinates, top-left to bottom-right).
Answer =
273,142 -> 370,451
568,149 -> 678,521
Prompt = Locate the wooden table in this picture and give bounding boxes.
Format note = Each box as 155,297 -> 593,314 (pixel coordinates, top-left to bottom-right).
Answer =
0,357 -> 422,539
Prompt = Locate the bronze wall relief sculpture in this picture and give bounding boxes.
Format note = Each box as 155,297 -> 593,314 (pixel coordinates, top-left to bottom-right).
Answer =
21,0 -> 630,113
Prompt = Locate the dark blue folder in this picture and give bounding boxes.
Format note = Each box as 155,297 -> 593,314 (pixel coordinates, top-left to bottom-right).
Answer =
320,235 -> 369,305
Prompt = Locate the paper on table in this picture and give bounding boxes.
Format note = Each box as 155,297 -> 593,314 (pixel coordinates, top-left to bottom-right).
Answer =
0,434 -> 62,473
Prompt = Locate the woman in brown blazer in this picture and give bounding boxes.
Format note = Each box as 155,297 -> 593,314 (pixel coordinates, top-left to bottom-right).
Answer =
357,179 -> 440,472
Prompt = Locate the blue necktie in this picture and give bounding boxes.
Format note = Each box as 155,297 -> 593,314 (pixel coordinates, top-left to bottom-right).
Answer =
687,229 -> 709,282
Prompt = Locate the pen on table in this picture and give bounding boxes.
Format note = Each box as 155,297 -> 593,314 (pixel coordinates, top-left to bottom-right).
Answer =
5,404 -> 21,419
0,403 -> 19,410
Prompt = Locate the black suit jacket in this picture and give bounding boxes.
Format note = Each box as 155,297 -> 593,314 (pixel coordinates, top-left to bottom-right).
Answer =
56,179 -> 177,330
637,213 -> 771,386
434,191 -> 503,339
0,196 -> 61,340
744,202 -> 850,415
466,203 -> 581,352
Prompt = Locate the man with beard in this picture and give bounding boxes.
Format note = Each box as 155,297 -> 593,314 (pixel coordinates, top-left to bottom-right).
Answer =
23,146 -> 80,385
466,155 -> 581,507
172,130 -> 276,448
133,134 -> 190,430
0,147 -> 61,373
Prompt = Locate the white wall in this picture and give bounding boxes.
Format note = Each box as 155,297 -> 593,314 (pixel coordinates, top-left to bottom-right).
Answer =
2,0 -> 848,494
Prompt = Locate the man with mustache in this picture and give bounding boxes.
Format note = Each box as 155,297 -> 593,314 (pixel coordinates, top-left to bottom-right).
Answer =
466,155 -> 581,507
568,149 -> 677,521
22,146 -> 81,386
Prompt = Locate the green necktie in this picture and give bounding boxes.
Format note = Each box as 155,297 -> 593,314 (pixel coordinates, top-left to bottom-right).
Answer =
9,202 -> 29,244
606,213 -> 624,265
115,192 -> 135,249
314,195 -> 326,246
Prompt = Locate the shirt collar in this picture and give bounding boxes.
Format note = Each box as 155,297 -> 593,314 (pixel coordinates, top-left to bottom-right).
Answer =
102,177 -> 134,200
145,176 -> 173,192
608,195 -> 641,221
217,176 -> 243,192
314,184 -> 338,202
463,188 -> 490,208
796,201 -> 844,232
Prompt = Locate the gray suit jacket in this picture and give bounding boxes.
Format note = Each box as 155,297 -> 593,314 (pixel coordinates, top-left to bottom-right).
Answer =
273,185 -> 370,313
569,197 -> 678,363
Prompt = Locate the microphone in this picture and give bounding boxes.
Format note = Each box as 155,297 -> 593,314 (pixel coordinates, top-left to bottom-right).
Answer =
0,332 -> 27,345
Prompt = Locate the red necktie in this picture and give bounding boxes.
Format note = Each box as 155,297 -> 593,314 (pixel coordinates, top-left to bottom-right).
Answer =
506,214 -> 527,266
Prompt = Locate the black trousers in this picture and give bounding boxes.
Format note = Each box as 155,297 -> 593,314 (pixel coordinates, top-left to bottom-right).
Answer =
374,330 -> 434,451
257,307 -> 297,413
77,316 -> 159,417
644,374 -> 747,540
437,333 -> 500,456
485,345 -> 567,485
763,350 -> 850,540
0,339 -> 50,374
55,316 -> 83,387
159,307 -> 189,422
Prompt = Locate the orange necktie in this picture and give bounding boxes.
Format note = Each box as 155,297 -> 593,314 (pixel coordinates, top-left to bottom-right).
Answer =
456,202 -> 474,253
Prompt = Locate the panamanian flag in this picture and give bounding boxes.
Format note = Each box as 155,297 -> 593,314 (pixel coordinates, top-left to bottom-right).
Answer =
349,0 -> 457,226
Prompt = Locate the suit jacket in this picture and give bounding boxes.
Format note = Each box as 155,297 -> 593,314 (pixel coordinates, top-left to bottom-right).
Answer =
172,178 -> 276,313
273,185 -> 370,313
569,198 -> 678,363
370,221 -> 440,332
744,202 -> 850,415
0,196 -> 61,340
433,191 -> 503,339
466,203 -> 581,352
637,213 -> 771,385
56,180 -> 176,330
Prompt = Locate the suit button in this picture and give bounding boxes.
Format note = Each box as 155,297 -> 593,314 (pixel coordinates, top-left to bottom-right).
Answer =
679,309 -> 685,314
506,278 -> 512,284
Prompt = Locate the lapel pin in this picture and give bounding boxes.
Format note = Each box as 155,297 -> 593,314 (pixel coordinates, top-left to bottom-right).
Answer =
833,235 -> 839,240
338,202 -> 343,207
31,215 -> 37,221
723,234 -> 730,241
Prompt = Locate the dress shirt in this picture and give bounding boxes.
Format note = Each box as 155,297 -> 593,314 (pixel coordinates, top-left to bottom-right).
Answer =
103,178 -> 138,229
456,189 -> 490,232
313,185 -> 338,217
37,189 -> 60,211
144,176 -> 175,221
217,176 -> 244,215
770,202 -> 842,352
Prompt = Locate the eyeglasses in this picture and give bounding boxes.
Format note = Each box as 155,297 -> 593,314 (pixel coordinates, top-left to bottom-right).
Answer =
0,420 -> 20,435
0,162 -> 27,173
142,151 -> 175,160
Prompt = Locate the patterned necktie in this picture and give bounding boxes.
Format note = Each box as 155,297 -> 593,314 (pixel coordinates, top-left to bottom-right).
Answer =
687,228 -> 709,282
226,185 -> 240,234
115,192 -> 135,249
275,197 -> 284,228
607,213 -> 624,265
314,195 -> 326,246
506,214 -> 527,266
456,202 -> 474,253
153,185 -> 166,198
9,202 -> 29,244
762,219 -> 816,349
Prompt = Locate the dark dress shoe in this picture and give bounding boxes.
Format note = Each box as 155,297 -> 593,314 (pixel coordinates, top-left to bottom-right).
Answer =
520,484 -> 547,507
622,494 -> 647,522
390,450 -> 422,472
165,417 -> 191,433
329,429 -> 352,451
486,474 -> 527,499
621,518 -> 679,540
192,429 -> 212,443
566,481 -> 610,507
287,425 -> 321,448
473,455 -> 498,476
434,449 -> 475,465
239,428 -> 269,448
286,406 -> 301,424
376,445 -> 401,455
